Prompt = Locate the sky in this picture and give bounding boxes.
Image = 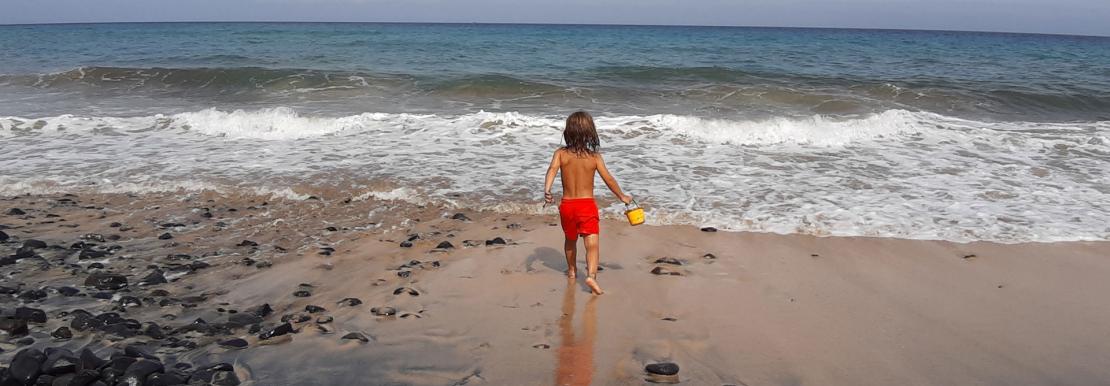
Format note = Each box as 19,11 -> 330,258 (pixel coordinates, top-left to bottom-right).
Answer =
2,0 -> 1109,37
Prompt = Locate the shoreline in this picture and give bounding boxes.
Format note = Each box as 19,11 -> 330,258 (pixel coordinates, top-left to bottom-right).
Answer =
2,191 -> 1109,385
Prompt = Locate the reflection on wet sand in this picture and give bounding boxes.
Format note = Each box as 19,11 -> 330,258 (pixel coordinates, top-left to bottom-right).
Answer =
555,280 -> 598,386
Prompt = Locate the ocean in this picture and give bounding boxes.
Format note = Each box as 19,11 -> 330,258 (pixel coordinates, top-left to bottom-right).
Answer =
1,22 -> 1108,242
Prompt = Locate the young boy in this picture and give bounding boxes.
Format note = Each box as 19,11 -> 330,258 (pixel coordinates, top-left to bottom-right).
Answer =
544,111 -> 632,295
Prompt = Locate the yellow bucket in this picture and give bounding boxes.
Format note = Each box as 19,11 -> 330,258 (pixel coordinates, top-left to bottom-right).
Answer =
625,200 -> 645,226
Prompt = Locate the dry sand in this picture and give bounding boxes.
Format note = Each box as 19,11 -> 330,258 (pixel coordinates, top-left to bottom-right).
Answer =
1,192 -> 1108,385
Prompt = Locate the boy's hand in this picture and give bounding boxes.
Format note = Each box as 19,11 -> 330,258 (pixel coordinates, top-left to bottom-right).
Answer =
544,191 -> 554,204
620,194 -> 633,205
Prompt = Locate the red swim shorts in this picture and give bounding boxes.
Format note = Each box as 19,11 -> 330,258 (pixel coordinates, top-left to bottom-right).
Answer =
559,197 -> 600,239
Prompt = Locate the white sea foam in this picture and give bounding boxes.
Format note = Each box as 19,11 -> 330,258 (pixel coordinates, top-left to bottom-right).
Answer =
2,108 -> 1108,243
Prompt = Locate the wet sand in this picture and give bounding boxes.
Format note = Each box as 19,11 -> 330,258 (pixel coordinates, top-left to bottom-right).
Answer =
1,191 -> 1108,385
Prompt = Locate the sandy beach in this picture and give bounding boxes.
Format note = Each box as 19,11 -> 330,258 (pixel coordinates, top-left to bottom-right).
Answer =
2,191 -> 1108,385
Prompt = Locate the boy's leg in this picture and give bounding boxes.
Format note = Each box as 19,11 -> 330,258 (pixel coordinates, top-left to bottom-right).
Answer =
583,234 -> 603,295
564,237 -> 578,278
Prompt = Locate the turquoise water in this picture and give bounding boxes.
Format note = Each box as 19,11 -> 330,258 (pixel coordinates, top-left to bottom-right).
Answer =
1,23 -> 1108,242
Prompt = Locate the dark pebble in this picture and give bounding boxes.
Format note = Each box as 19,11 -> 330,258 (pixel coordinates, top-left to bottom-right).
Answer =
41,348 -> 79,375
157,233 -> 173,240
0,230 -> 8,241
78,348 -> 107,371
654,257 -> 682,265
22,239 -> 48,249
341,332 -> 370,343
485,237 -> 507,246
258,323 -> 294,340
451,213 -> 471,221
6,208 -> 27,215
118,295 -> 142,308
370,306 -> 396,316
293,290 -> 311,297
399,241 -> 413,248
219,338 -> 249,349
237,240 -> 258,247
14,307 -> 47,323
645,362 -> 680,376
9,348 -> 46,385
78,248 -> 108,259
338,297 -> 363,307
84,273 -> 128,290
52,326 -> 73,340
700,227 -> 718,232
703,253 -> 717,259
435,241 -> 454,249
316,316 -> 333,324
396,270 -> 411,278
0,316 -> 30,336
650,266 -> 683,276
18,289 -> 47,301
246,303 -> 273,317
193,363 -> 239,386
13,246 -> 36,259
109,222 -> 122,227
147,371 -> 189,385
305,305 -> 326,313
325,226 -> 338,232
227,313 -> 263,328
393,287 -> 420,296
139,270 -> 167,285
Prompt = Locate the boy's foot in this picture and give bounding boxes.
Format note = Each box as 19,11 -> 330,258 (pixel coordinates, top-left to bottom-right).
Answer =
567,269 -> 577,279
585,276 -> 604,295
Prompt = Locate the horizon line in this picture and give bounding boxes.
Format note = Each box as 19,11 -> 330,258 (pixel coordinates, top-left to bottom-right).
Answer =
0,20 -> 1107,39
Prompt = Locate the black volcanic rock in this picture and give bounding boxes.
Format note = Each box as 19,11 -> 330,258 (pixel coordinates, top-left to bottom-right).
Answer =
435,241 -> 454,249
41,348 -> 79,375
645,362 -> 680,376
191,363 -> 238,386
17,289 -> 47,301
78,348 -> 107,371
654,257 -> 682,266
157,233 -> 173,240
485,237 -> 507,246
57,286 -> 80,296
341,332 -> 370,343
85,273 -> 128,290
117,359 -> 164,386
237,240 -> 258,247
245,303 -> 273,318
14,307 -> 47,323
6,208 -> 27,215
10,348 -> 46,384
138,270 -> 167,285
51,326 -> 73,340
258,323 -> 294,340
226,313 -> 262,328
22,239 -> 48,249
219,338 -> 248,349
337,297 -> 362,307
0,316 -> 29,336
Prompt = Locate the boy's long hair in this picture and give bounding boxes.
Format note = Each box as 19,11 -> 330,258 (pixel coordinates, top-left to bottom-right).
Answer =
563,111 -> 600,155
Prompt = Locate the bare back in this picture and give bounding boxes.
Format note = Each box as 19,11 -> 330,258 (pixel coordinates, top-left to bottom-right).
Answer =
557,149 -> 600,199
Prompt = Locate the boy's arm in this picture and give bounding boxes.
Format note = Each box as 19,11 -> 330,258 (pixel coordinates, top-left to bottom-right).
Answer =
596,154 -> 632,204
543,150 -> 561,204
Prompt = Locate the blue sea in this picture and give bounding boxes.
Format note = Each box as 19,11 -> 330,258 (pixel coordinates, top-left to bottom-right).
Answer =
1,23 -> 1108,242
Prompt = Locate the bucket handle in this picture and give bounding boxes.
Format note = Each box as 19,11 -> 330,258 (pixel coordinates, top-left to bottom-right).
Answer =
624,199 -> 640,210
